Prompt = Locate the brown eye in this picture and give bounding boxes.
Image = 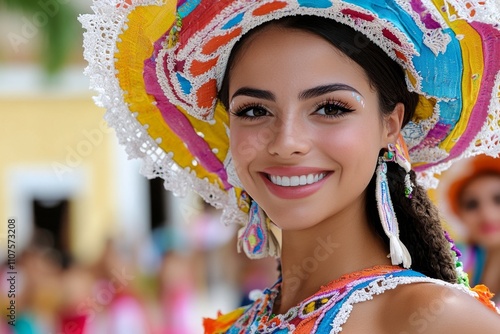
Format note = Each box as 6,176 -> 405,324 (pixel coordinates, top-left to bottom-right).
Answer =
232,105 -> 270,119
315,101 -> 354,118
318,104 -> 343,116
493,193 -> 500,206
245,107 -> 268,117
461,198 -> 479,211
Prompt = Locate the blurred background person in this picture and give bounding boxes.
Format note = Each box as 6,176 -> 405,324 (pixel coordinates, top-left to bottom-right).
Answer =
438,154 -> 500,303
1,228 -> 65,334
157,250 -> 197,334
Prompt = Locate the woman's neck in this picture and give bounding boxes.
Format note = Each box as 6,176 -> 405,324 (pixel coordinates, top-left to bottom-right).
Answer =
275,210 -> 391,314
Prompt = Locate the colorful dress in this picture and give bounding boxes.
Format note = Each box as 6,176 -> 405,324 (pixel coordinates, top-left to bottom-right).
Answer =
457,243 -> 500,304
458,244 -> 486,287
203,265 -> 481,334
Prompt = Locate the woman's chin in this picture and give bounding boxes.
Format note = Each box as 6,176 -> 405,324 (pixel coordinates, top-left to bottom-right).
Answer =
474,235 -> 500,249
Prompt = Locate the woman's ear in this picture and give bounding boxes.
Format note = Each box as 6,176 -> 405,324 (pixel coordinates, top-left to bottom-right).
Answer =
384,103 -> 405,144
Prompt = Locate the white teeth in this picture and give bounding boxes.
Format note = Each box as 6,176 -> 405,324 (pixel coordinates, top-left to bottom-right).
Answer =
269,173 -> 326,187
282,177 -> 290,186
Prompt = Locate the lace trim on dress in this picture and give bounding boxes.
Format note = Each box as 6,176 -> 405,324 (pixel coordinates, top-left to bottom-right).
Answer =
330,275 -> 475,333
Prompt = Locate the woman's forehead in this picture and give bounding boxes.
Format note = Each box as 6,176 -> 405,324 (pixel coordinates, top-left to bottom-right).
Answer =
465,174 -> 500,189
228,26 -> 370,95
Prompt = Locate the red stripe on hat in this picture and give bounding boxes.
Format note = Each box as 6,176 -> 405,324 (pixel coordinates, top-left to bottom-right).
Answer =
197,79 -> 218,108
190,57 -> 219,76
252,1 -> 287,16
202,27 -> 242,55
341,8 -> 375,21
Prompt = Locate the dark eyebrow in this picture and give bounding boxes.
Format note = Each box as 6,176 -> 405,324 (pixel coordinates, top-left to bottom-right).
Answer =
230,83 -> 362,102
299,84 -> 362,100
231,87 -> 276,102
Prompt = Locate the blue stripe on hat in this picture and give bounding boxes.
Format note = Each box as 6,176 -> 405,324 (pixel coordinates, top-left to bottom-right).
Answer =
341,0 -> 463,128
297,0 -> 333,8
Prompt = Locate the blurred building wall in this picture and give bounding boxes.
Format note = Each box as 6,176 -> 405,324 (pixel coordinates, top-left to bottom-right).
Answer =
0,94 -> 121,263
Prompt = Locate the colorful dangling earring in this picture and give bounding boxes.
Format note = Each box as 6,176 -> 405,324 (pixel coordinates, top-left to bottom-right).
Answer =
376,150 -> 412,268
237,200 -> 280,259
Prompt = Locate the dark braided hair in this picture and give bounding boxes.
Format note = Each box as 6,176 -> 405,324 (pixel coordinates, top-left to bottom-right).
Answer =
220,16 -> 457,282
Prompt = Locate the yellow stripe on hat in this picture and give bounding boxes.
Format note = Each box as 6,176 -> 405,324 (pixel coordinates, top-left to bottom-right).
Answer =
116,4 -> 230,190
434,0 -> 484,154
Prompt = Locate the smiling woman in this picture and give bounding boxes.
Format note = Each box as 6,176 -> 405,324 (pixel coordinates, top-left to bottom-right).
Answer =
215,16 -> 500,332
223,20 -> 403,233
80,1 -> 500,333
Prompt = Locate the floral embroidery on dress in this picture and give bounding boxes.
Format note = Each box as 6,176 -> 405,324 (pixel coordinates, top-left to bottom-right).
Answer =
204,265 -> 498,333
205,266 -> 409,333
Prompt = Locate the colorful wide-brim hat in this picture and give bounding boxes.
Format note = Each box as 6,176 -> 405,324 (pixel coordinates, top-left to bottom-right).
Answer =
437,154 -> 500,238
80,0 -> 500,228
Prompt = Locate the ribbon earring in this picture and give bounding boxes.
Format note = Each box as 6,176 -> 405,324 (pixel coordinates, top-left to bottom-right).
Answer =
237,200 -> 280,259
376,155 -> 412,268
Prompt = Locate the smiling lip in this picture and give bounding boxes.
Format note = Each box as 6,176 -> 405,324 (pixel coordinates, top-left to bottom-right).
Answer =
479,224 -> 500,235
261,167 -> 332,199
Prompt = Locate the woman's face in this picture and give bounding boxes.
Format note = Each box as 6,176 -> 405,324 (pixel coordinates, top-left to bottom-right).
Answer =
458,174 -> 500,248
228,26 -> 401,230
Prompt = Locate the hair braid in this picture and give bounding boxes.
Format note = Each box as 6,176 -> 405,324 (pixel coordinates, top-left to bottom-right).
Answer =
404,172 -> 457,282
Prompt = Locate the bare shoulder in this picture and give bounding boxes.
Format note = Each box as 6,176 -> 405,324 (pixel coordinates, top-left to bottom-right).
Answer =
381,282 -> 500,333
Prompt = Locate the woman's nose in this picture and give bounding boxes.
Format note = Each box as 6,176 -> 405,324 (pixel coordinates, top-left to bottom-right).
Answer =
267,116 -> 311,158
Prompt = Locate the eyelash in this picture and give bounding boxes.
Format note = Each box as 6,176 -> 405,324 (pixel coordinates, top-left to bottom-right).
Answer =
230,103 -> 269,120
313,99 -> 355,118
230,99 -> 355,120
